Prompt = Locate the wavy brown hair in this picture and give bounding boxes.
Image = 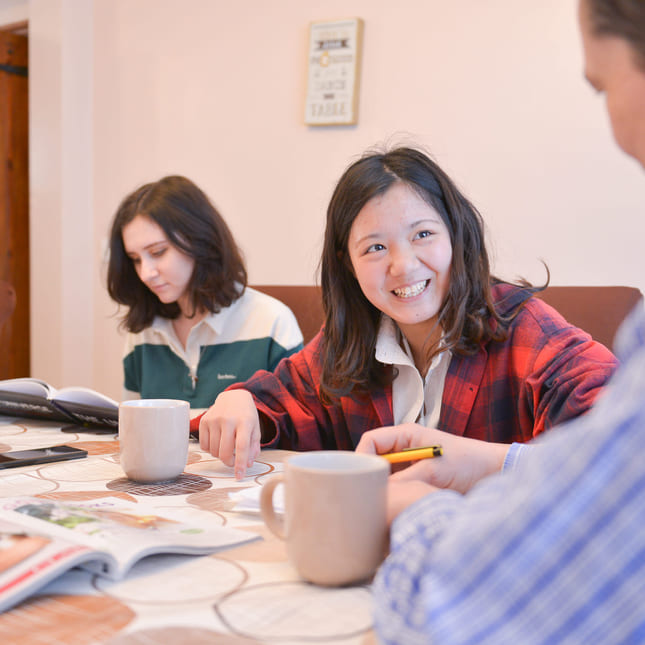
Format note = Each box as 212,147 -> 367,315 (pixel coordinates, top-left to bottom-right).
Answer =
319,147 -> 544,403
585,0 -> 645,69
107,175 -> 247,333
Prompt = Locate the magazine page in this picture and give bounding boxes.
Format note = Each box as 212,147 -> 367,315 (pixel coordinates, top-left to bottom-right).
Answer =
0,517 -> 103,614
0,497 -> 258,579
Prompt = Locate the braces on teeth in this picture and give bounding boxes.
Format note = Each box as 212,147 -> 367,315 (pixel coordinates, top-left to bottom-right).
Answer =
394,281 -> 427,298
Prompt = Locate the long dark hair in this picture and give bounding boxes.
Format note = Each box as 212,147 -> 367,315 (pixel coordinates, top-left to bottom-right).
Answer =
107,175 -> 247,333
319,146 -> 541,403
586,0 -> 645,68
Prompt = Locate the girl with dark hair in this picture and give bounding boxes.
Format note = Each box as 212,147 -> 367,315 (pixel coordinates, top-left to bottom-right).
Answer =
196,147 -> 616,479
107,175 -> 303,407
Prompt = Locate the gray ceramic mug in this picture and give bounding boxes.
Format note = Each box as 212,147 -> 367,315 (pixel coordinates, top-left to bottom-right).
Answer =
260,450 -> 389,586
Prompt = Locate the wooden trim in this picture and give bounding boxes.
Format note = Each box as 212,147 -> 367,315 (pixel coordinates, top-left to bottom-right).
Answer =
0,21 -> 28,35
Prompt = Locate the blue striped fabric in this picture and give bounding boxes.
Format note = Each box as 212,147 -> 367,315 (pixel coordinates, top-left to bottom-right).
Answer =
374,303 -> 645,644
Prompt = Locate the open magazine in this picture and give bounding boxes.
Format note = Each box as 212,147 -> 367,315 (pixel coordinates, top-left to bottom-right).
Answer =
0,496 -> 258,613
0,378 -> 118,429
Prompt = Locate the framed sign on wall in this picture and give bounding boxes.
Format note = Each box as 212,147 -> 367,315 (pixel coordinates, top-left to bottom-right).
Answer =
304,18 -> 364,126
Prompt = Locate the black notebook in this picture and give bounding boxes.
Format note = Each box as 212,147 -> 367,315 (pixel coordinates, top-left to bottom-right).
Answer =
0,378 -> 118,430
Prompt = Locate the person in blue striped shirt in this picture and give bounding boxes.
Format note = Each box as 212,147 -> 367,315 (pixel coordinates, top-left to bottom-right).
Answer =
357,1 -> 645,642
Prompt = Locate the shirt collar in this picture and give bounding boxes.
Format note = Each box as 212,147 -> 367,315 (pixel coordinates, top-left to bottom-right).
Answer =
374,315 -> 448,374
375,316 -> 415,368
202,308 -> 227,335
150,316 -> 175,337
148,284 -> 243,339
198,286 -> 243,335
150,309 -> 223,341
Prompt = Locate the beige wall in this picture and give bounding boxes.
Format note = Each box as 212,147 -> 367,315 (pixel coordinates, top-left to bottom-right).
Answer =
5,0 -> 645,398
0,0 -> 26,25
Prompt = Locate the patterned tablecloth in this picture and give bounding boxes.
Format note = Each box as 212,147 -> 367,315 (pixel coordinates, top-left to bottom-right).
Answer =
0,416 -> 377,645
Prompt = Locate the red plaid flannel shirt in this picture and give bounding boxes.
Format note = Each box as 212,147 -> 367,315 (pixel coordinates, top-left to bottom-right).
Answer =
192,284 -> 618,448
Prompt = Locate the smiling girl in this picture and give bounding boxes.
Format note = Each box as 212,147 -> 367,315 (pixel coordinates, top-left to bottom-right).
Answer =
196,147 -> 617,478
107,175 -> 303,407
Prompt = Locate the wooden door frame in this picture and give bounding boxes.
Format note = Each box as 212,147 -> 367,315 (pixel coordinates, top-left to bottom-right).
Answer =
0,27 -> 29,378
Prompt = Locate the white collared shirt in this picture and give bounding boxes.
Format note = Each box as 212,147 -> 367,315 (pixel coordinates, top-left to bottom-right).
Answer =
375,316 -> 451,428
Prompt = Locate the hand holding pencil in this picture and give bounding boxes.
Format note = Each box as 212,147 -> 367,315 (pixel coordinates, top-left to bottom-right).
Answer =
355,423 -> 509,495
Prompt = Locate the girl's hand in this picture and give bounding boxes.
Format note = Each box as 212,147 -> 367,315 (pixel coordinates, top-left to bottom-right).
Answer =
198,389 -> 261,480
356,423 -> 509,494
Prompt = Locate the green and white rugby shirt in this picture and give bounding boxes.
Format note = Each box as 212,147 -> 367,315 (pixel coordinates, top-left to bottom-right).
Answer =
122,287 -> 304,408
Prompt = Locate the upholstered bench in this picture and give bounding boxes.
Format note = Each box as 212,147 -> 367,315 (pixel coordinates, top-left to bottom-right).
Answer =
253,284 -> 643,350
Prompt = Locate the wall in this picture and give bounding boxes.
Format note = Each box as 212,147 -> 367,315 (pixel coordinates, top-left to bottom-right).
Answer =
6,0 -> 645,399
0,0 -> 26,26
27,0 -> 94,394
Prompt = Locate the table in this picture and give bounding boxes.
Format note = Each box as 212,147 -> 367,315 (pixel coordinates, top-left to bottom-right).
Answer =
0,416 -> 377,644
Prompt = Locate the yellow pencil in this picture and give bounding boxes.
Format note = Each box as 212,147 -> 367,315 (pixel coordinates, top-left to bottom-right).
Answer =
381,445 -> 443,464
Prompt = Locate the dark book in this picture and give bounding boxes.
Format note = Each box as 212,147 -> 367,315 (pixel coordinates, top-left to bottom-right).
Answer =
0,378 -> 118,429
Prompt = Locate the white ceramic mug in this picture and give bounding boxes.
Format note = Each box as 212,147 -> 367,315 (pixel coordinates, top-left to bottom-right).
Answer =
118,399 -> 190,483
260,450 -> 389,586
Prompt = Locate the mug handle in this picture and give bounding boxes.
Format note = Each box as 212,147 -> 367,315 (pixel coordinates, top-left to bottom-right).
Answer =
260,474 -> 285,540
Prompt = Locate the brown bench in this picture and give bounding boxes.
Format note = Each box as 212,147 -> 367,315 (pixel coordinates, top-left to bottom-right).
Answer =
253,285 -> 325,345
253,284 -> 643,350
537,285 -> 642,349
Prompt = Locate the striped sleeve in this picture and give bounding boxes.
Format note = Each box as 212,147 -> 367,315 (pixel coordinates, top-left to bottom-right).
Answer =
373,305 -> 645,644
